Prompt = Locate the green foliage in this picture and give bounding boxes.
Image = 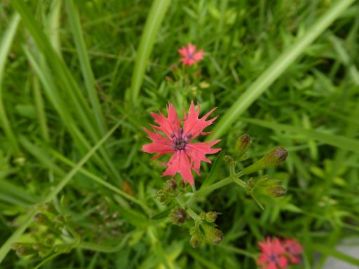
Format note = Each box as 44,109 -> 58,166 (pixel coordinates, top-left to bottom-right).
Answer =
0,0 -> 359,268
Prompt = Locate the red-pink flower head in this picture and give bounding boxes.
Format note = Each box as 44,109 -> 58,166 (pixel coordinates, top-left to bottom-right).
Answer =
178,43 -> 204,66
282,238 -> 303,264
257,237 -> 288,269
142,103 -> 220,185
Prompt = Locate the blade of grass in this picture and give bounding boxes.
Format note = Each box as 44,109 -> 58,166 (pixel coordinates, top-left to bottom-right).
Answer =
0,121 -> 121,264
46,0 -> 62,55
24,49 -> 113,176
32,76 -> 49,142
50,149 -> 152,215
242,118 -> 359,153
65,0 -> 107,135
19,136 -> 149,214
22,34 -> 122,182
0,179 -> 39,205
12,0 -> 106,146
208,0 -> 356,140
0,14 -> 21,153
128,0 -> 171,106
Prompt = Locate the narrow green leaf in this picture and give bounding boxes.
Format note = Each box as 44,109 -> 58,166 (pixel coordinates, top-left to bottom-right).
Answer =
0,179 -> 38,205
0,14 -> 21,153
129,0 -> 171,105
242,118 -> 359,153
12,0 -> 100,141
65,0 -> 107,134
208,0 -> 356,140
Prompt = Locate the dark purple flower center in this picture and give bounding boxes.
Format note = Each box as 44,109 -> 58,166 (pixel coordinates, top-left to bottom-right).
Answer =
171,128 -> 190,151
268,253 -> 279,263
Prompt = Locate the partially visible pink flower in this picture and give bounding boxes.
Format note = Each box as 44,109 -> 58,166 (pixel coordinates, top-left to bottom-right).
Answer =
257,237 -> 288,269
142,102 -> 220,185
282,239 -> 303,264
178,43 -> 204,66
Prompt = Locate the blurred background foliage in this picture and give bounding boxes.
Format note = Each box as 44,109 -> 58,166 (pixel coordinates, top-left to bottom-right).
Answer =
0,0 -> 358,268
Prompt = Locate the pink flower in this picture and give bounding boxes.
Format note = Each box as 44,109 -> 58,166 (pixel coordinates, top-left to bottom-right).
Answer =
282,239 -> 303,264
142,103 -> 220,185
178,43 -> 204,66
257,237 -> 288,269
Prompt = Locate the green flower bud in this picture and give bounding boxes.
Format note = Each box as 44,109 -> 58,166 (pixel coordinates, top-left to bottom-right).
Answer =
156,190 -> 167,203
250,177 -> 286,198
165,179 -> 177,191
34,213 -> 49,224
190,233 -> 201,248
12,243 -> 34,256
205,211 -> 219,223
235,134 -> 251,157
267,185 -> 287,197
262,147 -> 288,167
242,147 -> 288,175
203,224 -> 223,244
170,208 -> 187,225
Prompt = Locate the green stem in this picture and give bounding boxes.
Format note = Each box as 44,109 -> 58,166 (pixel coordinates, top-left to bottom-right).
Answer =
176,197 -> 200,221
195,177 -> 233,197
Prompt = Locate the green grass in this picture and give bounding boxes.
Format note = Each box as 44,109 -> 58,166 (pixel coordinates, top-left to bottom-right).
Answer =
0,0 -> 359,268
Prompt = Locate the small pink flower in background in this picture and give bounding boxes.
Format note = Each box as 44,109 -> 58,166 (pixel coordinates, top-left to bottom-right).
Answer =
257,237 -> 303,269
178,43 -> 204,66
142,102 -> 220,185
257,237 -> 288,269
282,238 -> 303,264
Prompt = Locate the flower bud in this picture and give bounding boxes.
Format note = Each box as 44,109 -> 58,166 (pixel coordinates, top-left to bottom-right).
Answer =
203,224 -> 223,244
156,190 -> 167,203
34,213 -> 49,224
242,147 -> 288,175
165,179 -> 177,191
267,185 -> 287,197
250,177 -> 286,199
235,134 -> 251,157
170,208 -> 187,225
262,147 -> 288,166
12,243 -> 34,256
205,211 -> 219,223
190,233 -> 201,248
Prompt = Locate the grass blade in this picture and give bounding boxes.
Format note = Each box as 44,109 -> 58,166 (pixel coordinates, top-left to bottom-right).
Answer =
242,118 -> 359,153
0,14 -> 21,153
0,121 -> 121,263
129,0 -> 171,106
65,0 -> 107,134
208,0 -> 356,140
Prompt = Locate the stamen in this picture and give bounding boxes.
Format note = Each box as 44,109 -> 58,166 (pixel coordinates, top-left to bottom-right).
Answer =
172,128 -> 188,150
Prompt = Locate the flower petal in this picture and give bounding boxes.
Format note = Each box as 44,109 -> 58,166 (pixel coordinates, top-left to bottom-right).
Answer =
186,140 -> 221,174
150,103 -> 180,138
193,50 -> 204,61
183,102 -> 217,139
142,129 -> 174,157
163,151 -> 194,185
